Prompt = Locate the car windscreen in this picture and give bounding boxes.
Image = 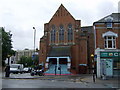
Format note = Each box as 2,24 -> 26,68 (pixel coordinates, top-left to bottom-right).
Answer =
10,65 -> 19,68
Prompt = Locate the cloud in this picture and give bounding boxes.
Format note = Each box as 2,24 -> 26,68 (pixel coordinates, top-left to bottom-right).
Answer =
0,0 -> 119,50
119,1 -> 120,13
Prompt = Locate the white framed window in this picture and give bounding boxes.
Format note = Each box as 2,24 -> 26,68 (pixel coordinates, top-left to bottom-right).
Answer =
102,31 -> 118,49
106,22 -> 112,28
104,36 -> 116,49
105,16 -> 113,29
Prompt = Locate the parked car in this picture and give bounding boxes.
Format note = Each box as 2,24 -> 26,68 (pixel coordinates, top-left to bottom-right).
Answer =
23,67 -> 32,73
23,68 -> 29,73
10,64 -> 24,74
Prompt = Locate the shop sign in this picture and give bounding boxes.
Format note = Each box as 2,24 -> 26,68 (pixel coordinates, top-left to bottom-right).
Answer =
100,52 -> 120,57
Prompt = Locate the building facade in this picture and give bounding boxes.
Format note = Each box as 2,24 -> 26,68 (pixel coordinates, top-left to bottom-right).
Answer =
39,4 -> 94,74
15,49 -> 34,63
94,13 -> 120,77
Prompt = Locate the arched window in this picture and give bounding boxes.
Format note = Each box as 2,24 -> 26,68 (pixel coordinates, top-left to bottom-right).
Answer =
59,25 -> 64,42
68,24 -> 73,41
51,25 -> 56,42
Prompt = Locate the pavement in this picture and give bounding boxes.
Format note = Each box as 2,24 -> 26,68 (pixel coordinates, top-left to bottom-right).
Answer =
2,72 -> 120,89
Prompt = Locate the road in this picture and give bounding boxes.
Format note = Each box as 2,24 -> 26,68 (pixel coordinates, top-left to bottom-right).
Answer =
2,73 -> 119,89
2,78 -> 113,88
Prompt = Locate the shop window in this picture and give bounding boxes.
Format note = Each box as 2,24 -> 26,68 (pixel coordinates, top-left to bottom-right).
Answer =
113,61 -> 117,69
113,61 -> 120,75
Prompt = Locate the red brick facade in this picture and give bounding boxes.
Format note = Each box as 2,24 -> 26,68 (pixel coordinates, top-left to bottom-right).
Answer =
94,13 -> 120,77
94,14 -> 120,49
39,4 -> 94,74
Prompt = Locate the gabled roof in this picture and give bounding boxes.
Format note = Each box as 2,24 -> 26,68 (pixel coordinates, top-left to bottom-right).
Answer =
49,4 -> 75,23
48,46 -> 71,57
94,13 -> 120,23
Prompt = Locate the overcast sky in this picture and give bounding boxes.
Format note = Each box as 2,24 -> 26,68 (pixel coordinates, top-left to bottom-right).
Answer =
0,0 -> 119,50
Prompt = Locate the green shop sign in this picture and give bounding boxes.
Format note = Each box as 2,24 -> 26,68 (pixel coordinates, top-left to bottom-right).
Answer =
100,52 -> 120,57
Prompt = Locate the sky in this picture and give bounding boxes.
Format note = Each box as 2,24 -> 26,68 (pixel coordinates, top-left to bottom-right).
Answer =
0,0 -> 119,50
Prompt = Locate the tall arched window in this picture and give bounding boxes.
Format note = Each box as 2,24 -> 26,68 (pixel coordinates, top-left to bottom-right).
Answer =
51,25 -> 56,43
68,24 -> 73,41
59,25 -> 64,42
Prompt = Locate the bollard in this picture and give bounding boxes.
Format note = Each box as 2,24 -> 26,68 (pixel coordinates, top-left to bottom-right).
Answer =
93,74 -> 95,83
59,66 -> 61,75
102,74 -> 106,80
55,65 -> 57,75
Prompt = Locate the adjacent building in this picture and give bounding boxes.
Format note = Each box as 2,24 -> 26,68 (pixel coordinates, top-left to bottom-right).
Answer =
94,13 -> 120,77
15,49 -> 34,63
39,4 -> 94,74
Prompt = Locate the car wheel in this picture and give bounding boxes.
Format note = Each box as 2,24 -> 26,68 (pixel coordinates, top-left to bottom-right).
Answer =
20,72 -> 22,74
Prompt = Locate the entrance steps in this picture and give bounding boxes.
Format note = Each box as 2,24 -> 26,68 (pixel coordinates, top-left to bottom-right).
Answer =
45,64 -> 71,75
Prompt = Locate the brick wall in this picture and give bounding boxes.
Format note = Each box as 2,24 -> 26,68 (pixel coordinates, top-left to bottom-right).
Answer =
95,24 -> 119,49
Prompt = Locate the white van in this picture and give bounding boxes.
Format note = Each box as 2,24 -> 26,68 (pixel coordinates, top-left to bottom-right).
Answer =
10,64 -> 24,74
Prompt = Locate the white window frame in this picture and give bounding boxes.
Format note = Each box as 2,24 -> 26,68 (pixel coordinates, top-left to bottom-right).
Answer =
104,36 -> 116,49
105,16 -> 113,29
106,22 -> 112,29
102,31 -> 118,49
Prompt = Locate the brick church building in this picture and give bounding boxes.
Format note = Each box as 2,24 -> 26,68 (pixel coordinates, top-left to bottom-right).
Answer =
39,4 -> 94,74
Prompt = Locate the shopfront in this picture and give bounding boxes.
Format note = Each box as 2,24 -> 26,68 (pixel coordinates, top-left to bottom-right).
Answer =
100,52 -> 120,76
95,49 -> 120,77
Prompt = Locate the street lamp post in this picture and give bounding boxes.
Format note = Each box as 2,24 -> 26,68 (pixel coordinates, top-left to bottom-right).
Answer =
32,27 -> 36,66
33,27 -> 36,55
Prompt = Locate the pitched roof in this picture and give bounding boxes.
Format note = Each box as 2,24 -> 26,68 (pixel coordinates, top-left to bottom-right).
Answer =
48,46 -> 71,57
49,4 -> 75,23
94,13 -> 120,23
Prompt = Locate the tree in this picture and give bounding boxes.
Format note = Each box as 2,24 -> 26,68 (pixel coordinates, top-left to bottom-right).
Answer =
33,55 -> 39,65
17,56 -> 33,67
0,27 -> 14,66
